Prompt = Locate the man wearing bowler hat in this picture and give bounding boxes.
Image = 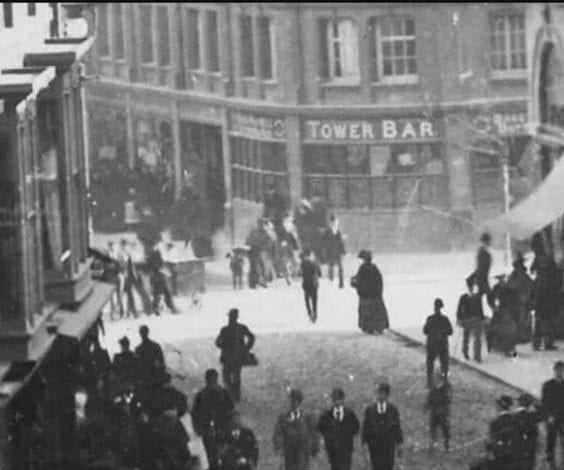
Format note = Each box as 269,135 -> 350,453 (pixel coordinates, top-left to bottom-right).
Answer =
423,298 -> 453,388
215,308 -> 256,402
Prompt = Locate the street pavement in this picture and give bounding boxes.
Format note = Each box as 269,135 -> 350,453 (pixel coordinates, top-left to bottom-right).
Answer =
99,246 -> 562,399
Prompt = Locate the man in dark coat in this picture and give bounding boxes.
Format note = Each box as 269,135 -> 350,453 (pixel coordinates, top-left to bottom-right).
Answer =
215,308 -> 256,403
273,388 -> 319,470
317,387 -> 360,470
486,395 -> 520,470
425,373 -> 452,452
541,361 -> 564,470
219,411 -> 259,470
146,246 -> 177,315
506,254 -> 534,343
423,298 -> 453,387
323,215 -> 346,289
112,336 -> 137,394
362,383 -> 403,470
300,250 -> 321,323
466,232 -> 492,296
514,393 -> 542,470
192,368 -> 235,470
456,279 -> 486,363
134,325 -> 166,410
352,251 -> 389,334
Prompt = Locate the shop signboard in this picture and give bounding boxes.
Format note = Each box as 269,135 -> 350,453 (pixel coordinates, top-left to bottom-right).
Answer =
471,111 -> 528,136
230,111 -> 286,140
303,118 -> 440,142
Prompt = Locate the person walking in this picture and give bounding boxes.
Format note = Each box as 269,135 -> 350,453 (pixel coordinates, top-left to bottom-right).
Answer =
146,246 -> 177,316
506,254 -> 534,344
215,308 -> 256,403
112,336 -> 137,394
423,298 -> 453,387
317,387 -> 360,470
119,239 -> 152,317
351,251 -> 389,334
219,411 -> 259,470
300,250 -> 321,323
134,325 -> 166,409
541,361 -> 564,470
192,369 -> 235,470
246,221 -> 267,289
324,215 -> 346,289
487,275 -> 518,358
456,279 -> 486,363
362,383 -> 403,470
425,373 -> 451,452
273,388 -> 319,470
466,232 -> 492,296
514,393 -> 542,470
486,395 -> 520,470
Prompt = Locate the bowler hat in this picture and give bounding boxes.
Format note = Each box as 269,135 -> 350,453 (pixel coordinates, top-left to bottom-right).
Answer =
118,336 -> 130,346
228,308 -> 239,317
358,250 -> 372,261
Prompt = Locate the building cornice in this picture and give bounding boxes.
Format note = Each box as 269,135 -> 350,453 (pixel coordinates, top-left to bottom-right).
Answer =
88,78 -> 529,117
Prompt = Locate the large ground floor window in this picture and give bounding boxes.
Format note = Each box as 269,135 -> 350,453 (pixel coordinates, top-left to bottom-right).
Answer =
303,143 -> 447,209
231,137 -> 289,203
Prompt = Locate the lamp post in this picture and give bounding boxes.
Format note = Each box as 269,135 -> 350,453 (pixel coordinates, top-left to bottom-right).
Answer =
501,142 -> 512,268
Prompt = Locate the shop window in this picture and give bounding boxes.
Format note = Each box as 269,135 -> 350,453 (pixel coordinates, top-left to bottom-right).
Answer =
97,4 -> 109,57
187,8 -> 201,70
258,16 -> 276,80
303,143 -> 446,209
206,10 -> 220,72
369,17 -> 417,83
27,3 -> 36,16
489,12 -> 526,76
321,18 -> 360,83
139,5 -> 154,64
231,137 -> 288,202
240,14 -> 254,77
113,3 -> 125,60
157,6 -> 171,66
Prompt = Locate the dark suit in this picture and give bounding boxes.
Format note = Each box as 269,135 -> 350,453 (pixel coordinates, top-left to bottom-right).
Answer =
215,322 -> 255,402
467,246 -> 492,294
541,378 -> 564,465
362,402 -> 403,470
273,409 -> 319,470
317,406 -> 360,470
514,406 -> 542,470
324,229 -> 345,288
301,259 -> 321,322
456,292 -> 485,361
220,427 -> 259,469
423,313 -> 453,386
487,412 -> 520,470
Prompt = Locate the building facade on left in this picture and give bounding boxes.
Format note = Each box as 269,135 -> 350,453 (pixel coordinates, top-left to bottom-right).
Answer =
0,3 -> 113,469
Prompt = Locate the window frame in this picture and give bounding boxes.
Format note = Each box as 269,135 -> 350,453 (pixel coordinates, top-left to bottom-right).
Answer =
185,7 -> 203,71
325,18 -> 361,84
112,3 -> 125,61
370,16 -> 418,85
239,13 -> 255,78
258,15 -> 277,81
206,9 -> 221,73
138,4 -> 155,65
488,11 -> 527,80
156,4 -> 172,67
97,3 -> 110,57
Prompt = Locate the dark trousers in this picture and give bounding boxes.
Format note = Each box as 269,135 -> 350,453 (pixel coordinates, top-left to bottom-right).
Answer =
151,275 -> 175,314
232,271 -> 243,290
430,413 -> 450,445
546,419 -> 564,464
426,344 -> 449,387
327,450 -> 352,470
533,315 -> 556,350
123,275 -> 152,316
368,445 -> 395,470
222,362 -> 242,402
462,319 -> 483,360
328,259 -> 344,288
202,430 -> 220,470
304,286 -> 318,322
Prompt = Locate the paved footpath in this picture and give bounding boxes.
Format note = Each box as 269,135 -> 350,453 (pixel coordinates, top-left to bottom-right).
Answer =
93,232 -> 563,399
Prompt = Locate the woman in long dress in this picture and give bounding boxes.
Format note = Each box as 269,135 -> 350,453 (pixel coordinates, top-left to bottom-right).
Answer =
352,250 -> 389,334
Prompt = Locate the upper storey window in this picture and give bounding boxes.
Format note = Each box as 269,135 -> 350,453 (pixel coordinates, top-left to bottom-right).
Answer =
489,12 -> 526,78
319,19 -> 360,83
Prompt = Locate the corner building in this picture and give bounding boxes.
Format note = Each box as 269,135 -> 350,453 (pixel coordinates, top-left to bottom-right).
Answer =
88,2 -> 534,252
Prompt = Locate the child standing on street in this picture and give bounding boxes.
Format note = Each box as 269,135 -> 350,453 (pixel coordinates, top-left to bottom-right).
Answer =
425,373 -> 451,453
228,248 -> 246,290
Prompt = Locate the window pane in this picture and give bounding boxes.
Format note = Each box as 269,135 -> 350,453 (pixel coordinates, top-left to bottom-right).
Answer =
393,40 -> 404,56
259,16 -> 273,79
406,39 -> 416,56
187,9 -> 201,69
157,7 -> 171,66
392,19 -> 403,35
349,178 -> 370,207
240,14 -> 254,77
407,58 -> 417,74
98,4 -> 109,56
372,177 -> 393,208
327,178 -> 347,207
346,146 -> 368,174
395,58 -> 405,75
140,5 -> 153,63
395,176 -> 419,207
382,41 -> 391,57
380,20 -> 390,37
113,4 -> 125,59
405,19 -> 415,35
207,11 -> 220,72
383,58 -> 393,75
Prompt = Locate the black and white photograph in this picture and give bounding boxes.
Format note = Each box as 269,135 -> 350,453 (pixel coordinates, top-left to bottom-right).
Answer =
1,2 -> 564,469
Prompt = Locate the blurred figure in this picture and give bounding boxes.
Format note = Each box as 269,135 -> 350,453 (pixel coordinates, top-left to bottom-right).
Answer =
423,299 -> 453,387
466,233 -> 492,296
273,388 -> 319,470
300,249 -> 321,323
487,275 -> 518,358
106,240 -> 124,319
112,336 -> 137,395
362,383 -> 403,470
456,279 -> 486,363
486,395 -> 520,470
541,361 -> 564,470
192,369 -> 235,470
425,373 -> 451,452
119,239 -> 152,317
147,243 -> 177,315
279,212 -> 300,285
506,253 -> 534,344
317,387 -> 360,470
215,308 -> 256,403
514,393 -> 542,470
323,215 -> 346,289
246,221 -> 267,289
228,248 -> 246,290
219,411 -> 259,470
261,219 -> 278,284
351,251 -> 389,334
134,325 -> 166,409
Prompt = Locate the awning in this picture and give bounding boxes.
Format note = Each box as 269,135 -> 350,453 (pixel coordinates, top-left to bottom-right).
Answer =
485,149 -> 564,240
51,281 -> 114,339
23,36 -> 94,70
